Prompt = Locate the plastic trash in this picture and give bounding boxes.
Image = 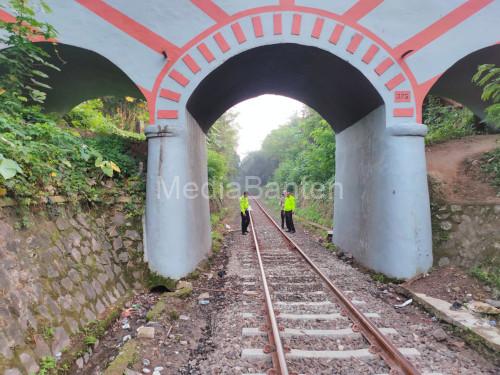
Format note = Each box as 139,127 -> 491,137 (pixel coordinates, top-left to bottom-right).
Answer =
199,300 -> 210,305
394,298 -> 413,309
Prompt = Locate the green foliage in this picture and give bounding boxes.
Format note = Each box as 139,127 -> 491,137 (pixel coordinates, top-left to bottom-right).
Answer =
41,326 -> 54,340
479,147 -> 500,189
240,108 -> 335,187
0,152 -> 22,179
472,64 -> 500,127
0,0 -> 58,115
37,356 -> 57,375
0,112 -> 143,204
207,111 -> 240,178
423,95 -> 477,144
83,335 -> 98,346
470,264 -> 500,289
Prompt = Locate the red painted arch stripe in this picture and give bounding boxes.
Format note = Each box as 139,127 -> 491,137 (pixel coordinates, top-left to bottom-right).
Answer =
393,108 -> 415,117
0,9 -> 16,23
252,16 -> 264,38
75,0 -> 179,56
160,89 -> 181,102
214,32 -> 230,52
343,0 -> 384,22
183,54 -> 201,74
347,33 -> 363,54
191,0 -> 229,23
280,0 -> 295,6
197,43 -> 215,63
274,14 -> 283,35
374,58 -> 394,75
231,22 -> 247,44
158,110 -> 179,119
385,74 -> 406,91
362,44 -> 379,64
169,70 -> 190,87
292,14 -> 302,35
394,0 -> 493,57
329,24 -> 344,45
311,18 -> 325,39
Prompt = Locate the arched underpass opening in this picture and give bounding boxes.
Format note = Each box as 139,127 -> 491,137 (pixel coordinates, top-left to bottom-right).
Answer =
147,42 -> 433,280
187,43 -> 384,134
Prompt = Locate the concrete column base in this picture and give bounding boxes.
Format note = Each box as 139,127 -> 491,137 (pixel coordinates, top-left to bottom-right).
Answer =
145,113 -> 211,279
333,106 -> 433,279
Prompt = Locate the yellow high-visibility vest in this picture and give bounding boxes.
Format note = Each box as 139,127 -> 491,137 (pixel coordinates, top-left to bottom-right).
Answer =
284,195 -> 295,212
240,196 -> 249,213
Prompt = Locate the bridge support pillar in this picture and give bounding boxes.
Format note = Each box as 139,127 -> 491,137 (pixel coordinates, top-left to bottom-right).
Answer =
333,106 -> 432,279
145,113 -> 212,279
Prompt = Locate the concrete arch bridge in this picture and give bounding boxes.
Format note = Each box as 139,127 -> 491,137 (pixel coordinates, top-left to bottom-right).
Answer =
1,0 -> 498,279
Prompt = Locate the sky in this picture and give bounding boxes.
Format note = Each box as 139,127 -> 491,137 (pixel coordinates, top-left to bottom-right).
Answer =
231,95 -> 305,158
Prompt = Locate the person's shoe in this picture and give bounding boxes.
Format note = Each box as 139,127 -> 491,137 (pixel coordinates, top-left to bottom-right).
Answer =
242,232 -> 247,235
286,230 -> 291,232
291,230 -> 296,233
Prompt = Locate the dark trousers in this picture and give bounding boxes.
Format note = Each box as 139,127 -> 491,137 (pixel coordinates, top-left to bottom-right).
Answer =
285,211 -> 295,232
241,210 -> 250,233
280,210 -> 285,229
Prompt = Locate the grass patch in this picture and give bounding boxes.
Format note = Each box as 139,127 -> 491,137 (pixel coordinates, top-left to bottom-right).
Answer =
37,356 -> 57,375
479,147 -> 500,191
103,340 -> 138,375
146,299 -> 166,322
371,272 -> 404,284
470,264 -> 500,289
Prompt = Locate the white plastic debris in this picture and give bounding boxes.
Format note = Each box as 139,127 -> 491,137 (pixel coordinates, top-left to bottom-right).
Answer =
394,298 -> 413,309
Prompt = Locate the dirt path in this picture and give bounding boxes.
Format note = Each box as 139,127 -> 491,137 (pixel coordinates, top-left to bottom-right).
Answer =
426,134 -> 500,203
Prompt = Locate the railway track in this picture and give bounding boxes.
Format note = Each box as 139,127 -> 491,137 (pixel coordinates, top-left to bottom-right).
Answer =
240,199 -> 423,375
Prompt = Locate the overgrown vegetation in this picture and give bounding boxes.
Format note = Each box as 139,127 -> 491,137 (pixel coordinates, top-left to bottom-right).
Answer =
470,263 -> 500,290
473,63 -> 500,128
479,147 -> 500,190
0,1 -> 145,211
423,95 -> 478,145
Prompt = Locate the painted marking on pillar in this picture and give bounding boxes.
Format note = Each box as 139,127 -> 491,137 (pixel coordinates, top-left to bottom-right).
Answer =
252,16 -> 264,38
157,110 -> 179,119
395,91 -> 411,103
274,14 -> 283,35
75,0 -> 179,56
329,24 -> 344,45
280,0 -> 295,6
292,14 -> 302,35
182,54 -> 201,74
393,108 -> 415,117
231,23 -> 247,44
197,43 -> 215,63
362,44 -> 379,64
385,73 -> 406,91
214,32 -> 230,53
311,18 -> 325,39
375,58 -> 394,76
343,0 -> 384,22
346,33 -> 363,54
394,0 -> 493,57
169,70 -> 190,87
190,0 -> 229,23
160,89 -> 181,102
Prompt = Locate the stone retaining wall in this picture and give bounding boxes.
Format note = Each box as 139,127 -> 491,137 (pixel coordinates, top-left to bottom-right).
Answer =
0,204 -> 144,374
432,203 -> 500,268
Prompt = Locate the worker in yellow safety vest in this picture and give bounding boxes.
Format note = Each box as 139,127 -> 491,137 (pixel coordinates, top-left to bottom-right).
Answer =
283,191 -> 296,233
240,191 -> 250,235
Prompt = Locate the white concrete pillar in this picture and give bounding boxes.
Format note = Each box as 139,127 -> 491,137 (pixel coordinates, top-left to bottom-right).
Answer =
145,112 -> 211,279
333,106 -> 432,279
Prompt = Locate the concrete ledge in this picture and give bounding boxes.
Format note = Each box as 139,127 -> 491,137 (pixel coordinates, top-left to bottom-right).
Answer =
386,123 -> 428,137
402,288 -> 500,353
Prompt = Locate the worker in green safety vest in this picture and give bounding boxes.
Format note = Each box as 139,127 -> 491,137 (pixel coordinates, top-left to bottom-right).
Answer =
284,191 -> 296,233
240,191 -> 250,235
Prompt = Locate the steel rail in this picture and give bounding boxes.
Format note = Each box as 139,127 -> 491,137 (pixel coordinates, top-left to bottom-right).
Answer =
253,199 -> 421,375
248,208 -> 290,375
